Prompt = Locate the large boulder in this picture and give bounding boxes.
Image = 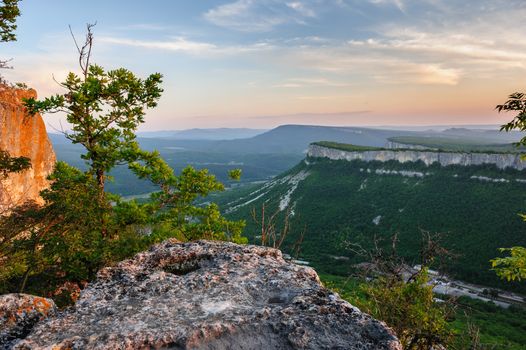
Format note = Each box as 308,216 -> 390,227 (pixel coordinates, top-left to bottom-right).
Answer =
0,85 -> 56,212
14,240 -> 402,349
0,294 -> 56,350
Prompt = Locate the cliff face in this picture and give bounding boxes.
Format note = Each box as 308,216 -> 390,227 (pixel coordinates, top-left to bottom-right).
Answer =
0,85 -> 56,211
12,240 -> 401,350
308,144 -> 526,170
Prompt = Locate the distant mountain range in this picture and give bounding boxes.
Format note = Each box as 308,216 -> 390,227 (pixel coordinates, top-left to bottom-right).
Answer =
50,124 -> 524,154
137,128 -> 267,140
47,124 -> 525,196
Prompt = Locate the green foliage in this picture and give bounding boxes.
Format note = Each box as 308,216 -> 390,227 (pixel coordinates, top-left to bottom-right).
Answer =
491,92 -> 526,284
321,274 -> 526,350
450,297 -> 526,350
24,64 -> 163,192
323,231 -> 455,348
388,136 -> 520,153
0,28 -> 245,297
220,158 -> 526,292
311,141 -> 383,152
0,149 -> 30,177
491,247 -> 526,282
0,0 -> 20,43
498,92 -> 526,149
228,168 -> 242,181
53,139 -> 303,197
356,269 -> 453,349
316,139 -> 519,154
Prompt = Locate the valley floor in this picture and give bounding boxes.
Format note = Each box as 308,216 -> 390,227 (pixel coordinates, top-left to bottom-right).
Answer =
321,274 -> 526,350
402,266 -> 526,309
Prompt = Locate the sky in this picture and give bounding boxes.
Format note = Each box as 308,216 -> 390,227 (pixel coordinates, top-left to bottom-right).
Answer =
2,0 -> 526,131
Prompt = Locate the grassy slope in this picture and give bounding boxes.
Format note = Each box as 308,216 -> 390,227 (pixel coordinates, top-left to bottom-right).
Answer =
221,158 -> 526,293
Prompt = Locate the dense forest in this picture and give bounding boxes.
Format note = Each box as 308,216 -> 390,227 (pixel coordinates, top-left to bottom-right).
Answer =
219,157 -> 526,292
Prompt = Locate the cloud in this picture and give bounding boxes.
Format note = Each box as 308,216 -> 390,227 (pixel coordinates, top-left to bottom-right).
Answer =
204,0 -> 317,32
347,30 -> 526,69
274,77 -> 351,88
295,95 -> 350,100
416,65 -> 460,85
372,63 -> 461,86
286,2 -> 316,17
249,110 -> 372,120
99,36 -> 274,56
368,0 -> 406,13
100,4 -> 526,87
257,0 -> 526,87
115,24 -> 174,32
100,36 -> 218,55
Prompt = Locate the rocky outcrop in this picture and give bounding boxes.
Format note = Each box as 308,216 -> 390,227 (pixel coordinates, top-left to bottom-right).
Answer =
308,144 -> 526,170
0,85 -> 56,212
0,294 -> 56,350
13,240 -> 401,350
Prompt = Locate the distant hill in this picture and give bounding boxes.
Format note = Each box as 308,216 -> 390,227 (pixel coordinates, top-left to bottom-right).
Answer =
156,125 -> 524,155
51,124 -> 525,156
137,128 -> 267,140
47,124 -> 525,196
217,147 -> 526,293
199,125 -> 425,154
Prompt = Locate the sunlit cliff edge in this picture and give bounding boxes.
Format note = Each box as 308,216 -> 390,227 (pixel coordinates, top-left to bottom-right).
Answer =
308,143 -> 526,170
0,85 -> 56,211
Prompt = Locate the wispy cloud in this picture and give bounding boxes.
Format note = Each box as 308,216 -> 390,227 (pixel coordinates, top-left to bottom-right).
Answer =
274,77 -> 352,88
48,1 -> 526,89
99,36 -> 274,56
347,30 -> 526,69
295,95 -> 351,100
100,36 -> 218,55
204,0 -> 318,32
249,110 -> 371,119
286,2 -> 316,17
368,0 -> 406,13
371,62 -> 462,86
115,23 -> 174,32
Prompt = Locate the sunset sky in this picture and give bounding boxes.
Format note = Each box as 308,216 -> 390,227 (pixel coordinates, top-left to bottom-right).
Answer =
2,0 -> 526,130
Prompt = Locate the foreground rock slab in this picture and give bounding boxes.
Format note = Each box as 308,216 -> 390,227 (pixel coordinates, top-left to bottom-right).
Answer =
0,294 -> 56,350
14,240 -> 402,349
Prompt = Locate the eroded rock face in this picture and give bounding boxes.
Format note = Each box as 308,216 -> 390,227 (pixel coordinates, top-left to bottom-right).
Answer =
308,144 -> 526,170
0,294 -> 56,350
0,85 -> 56,211
14,240 -> 401,350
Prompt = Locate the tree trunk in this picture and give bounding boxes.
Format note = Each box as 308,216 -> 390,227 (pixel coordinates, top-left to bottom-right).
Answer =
95,168 -> 108,237
96,168 -> 105,193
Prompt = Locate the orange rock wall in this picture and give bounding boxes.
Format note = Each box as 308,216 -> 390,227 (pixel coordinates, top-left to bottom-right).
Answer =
0,85 -> 56,211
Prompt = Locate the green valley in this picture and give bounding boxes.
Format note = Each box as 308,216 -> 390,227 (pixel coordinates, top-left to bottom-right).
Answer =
218,144 -> 526,293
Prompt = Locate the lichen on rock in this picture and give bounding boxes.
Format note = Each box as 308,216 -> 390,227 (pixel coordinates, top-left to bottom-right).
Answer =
0,294 -> 56,350
12,240 -> 402,349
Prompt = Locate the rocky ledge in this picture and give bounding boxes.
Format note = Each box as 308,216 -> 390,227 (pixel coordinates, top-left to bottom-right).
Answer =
10,240 -> 401,349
